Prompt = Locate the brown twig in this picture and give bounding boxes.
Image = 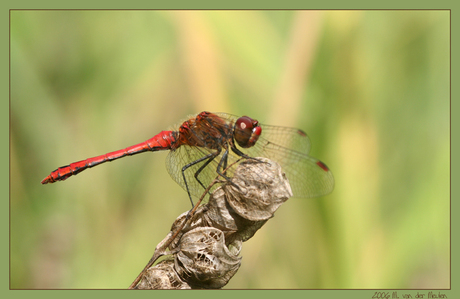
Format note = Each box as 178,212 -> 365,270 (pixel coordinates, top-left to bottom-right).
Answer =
128,178 -> 220,289
130,158 -> 292,289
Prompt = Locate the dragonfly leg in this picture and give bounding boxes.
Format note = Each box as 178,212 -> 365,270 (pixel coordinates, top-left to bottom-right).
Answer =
230,144 -> 265,164
214,149 -> 244,193
181,151 -> 220,207
215,149 -> 232,182
192,151 -> 220,190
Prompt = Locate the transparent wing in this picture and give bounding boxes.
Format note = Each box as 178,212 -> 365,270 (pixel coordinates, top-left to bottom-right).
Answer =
257,124 -> 312,155
243,140 -> 334,198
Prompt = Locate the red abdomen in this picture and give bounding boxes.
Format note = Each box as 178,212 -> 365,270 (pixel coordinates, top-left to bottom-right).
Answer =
41,131 -> 178,184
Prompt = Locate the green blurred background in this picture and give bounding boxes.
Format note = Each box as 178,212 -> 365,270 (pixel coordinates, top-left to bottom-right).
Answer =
10,10 -> 449,289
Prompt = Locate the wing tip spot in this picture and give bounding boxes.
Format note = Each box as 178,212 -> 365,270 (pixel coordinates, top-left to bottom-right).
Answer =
297,129 -> 307,137
316,161 -> 330,172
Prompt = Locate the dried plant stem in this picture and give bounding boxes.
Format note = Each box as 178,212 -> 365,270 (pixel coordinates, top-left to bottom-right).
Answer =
130,158 -> 292,289
128,178 -> 220,289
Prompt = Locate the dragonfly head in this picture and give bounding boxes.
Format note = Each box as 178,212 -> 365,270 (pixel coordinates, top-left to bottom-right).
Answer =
234,116 -> 262,148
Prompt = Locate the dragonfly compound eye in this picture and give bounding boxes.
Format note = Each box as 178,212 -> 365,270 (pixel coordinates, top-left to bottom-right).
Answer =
234,116 -> 262,148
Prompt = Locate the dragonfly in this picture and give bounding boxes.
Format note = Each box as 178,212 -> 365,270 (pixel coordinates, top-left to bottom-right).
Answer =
41,111 -> 334,204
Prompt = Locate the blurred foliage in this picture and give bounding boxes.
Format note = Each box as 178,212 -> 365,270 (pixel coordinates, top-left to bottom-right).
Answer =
10,10 -> 449,289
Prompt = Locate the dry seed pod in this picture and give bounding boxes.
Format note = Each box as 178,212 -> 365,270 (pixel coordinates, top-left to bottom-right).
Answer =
225,157 -> 293,221
174,227 -> 242,289
169,158 -> 292,247
134,259 -> 190,289
168,190 -> 239,250
134,158 -> 292,289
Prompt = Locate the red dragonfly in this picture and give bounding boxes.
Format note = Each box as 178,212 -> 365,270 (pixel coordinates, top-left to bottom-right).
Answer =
41,111 -> 334,204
